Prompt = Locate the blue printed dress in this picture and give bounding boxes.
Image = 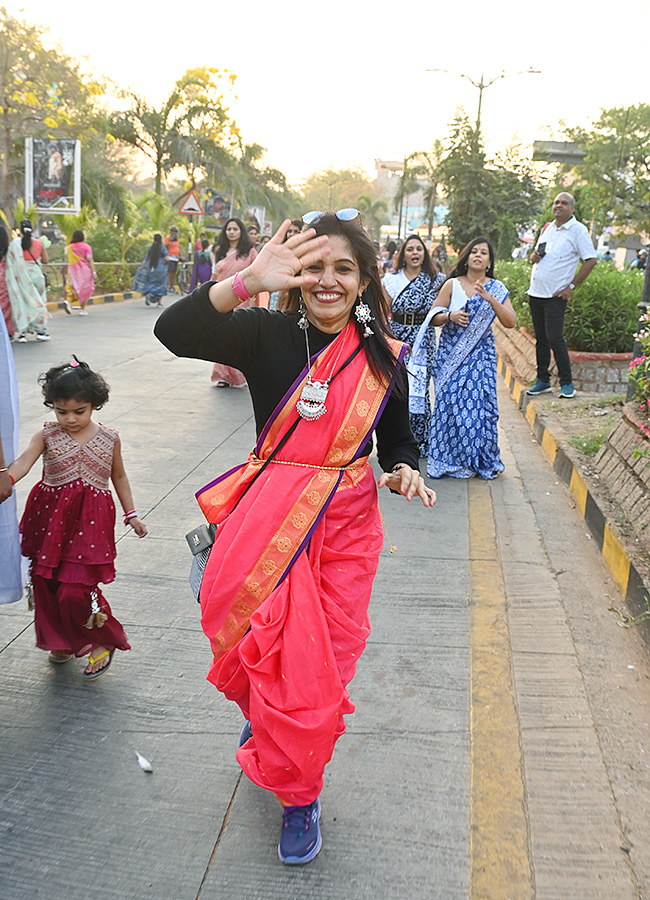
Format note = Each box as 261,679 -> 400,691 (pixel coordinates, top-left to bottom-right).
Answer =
420,277 -> 509,479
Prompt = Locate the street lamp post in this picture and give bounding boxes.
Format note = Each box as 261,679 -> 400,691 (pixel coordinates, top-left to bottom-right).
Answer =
426,67 -> 541,134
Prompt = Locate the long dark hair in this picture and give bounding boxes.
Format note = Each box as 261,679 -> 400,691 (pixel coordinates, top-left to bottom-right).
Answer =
72,229 -> 84,243
20,219 -> 33,252
149,233 -> 163,269
0,225 -> 8,262
394,234 -> 437,280
450,236 -> 495,278
212,217 -> 253,264
198,238 -> 210,263
284,213 -> 402,390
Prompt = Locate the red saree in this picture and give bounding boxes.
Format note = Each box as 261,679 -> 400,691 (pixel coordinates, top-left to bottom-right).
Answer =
197,323 -> 406,806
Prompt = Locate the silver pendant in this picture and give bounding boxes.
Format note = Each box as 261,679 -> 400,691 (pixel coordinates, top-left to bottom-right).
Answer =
296,378 -> 329,420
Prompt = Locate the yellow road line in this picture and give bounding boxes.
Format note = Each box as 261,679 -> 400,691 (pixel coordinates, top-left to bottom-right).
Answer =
468,480 -> 533,899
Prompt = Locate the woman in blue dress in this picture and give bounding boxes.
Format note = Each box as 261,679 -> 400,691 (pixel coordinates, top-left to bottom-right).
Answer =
132,234 -> 168,307
410,237 -> 516,479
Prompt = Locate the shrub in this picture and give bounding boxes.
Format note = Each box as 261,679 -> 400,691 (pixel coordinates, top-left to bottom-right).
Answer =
494,260 -> 644,353
94,263 -> 136,295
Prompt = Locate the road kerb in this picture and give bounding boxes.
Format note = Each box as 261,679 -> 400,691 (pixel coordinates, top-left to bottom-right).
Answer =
497,353 -> 650,650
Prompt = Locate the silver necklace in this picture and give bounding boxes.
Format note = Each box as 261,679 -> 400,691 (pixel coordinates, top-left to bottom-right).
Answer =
296,310 -> 347,421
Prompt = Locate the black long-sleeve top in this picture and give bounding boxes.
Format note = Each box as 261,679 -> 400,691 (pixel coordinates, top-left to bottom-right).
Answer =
154,283 -> 419,473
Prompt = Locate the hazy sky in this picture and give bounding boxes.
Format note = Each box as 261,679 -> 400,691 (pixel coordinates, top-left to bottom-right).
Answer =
17,0 -> 650,187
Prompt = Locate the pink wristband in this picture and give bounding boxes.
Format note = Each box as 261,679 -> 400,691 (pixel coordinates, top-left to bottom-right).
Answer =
232,271 -> 253,301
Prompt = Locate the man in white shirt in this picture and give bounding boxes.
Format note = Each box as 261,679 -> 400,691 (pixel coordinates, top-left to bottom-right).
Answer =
527,193 -> 597,398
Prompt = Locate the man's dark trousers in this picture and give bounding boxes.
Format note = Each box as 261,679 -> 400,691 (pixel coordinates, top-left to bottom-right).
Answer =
528,294 -> 572,386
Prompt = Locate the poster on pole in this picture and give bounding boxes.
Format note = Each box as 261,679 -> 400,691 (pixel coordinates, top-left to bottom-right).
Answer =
25,138 -> 81,213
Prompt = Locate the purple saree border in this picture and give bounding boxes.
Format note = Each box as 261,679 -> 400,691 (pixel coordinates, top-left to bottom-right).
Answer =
195,461 -> 246,500
351,341 -> 409,463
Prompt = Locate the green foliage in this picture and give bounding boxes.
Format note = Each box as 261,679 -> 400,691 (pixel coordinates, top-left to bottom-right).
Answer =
564,104 -> 650,237
356,194 -> 387,241
301,167 -> 373,212
111,67 -> 239,195
438,113 -> 542,257
94,262 -> 134,295
495,260 -> 644,353
0,11 -> 105,213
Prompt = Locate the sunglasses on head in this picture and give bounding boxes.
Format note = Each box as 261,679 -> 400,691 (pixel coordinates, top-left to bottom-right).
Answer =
302,208 -> 360,226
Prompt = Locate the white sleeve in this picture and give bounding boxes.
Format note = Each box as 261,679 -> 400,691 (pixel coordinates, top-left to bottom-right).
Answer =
576,224 -> 597,260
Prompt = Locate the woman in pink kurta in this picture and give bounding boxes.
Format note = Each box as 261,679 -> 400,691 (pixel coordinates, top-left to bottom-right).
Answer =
209,218 -> 258,386
66,229 -> 96,315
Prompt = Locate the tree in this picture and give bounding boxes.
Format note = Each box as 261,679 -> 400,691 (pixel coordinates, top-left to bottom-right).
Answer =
407,140 -> 445,239
438,113 -> 495,250
438,112 -> 542,256
301,167 -> 373,212
111,68 -> 239,195
564,104 -> 650,237
0,10 -> 102,214
356,194 -> 387,241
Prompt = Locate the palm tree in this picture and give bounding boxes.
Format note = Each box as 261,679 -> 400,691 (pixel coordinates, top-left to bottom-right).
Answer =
111,68 -> 237,195
356,194 -> 388,241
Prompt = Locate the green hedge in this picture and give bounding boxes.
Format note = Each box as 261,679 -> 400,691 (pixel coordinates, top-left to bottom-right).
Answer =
494,260 -> 644,353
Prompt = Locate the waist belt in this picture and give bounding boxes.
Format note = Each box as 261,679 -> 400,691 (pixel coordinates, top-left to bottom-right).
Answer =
392,310 -> 428,326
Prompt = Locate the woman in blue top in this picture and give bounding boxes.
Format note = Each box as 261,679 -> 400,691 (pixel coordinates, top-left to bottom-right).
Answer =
132,234 -> 168,307
411,237 -> 516,479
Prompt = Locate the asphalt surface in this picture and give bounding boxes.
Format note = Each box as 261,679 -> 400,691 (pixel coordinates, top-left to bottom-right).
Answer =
2,297 -> 650,900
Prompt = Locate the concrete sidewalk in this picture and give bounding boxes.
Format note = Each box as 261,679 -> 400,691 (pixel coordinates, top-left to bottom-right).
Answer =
1,299 -> 650,899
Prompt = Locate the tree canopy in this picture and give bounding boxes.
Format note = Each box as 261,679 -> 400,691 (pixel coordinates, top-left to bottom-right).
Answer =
564,104 -> 650,238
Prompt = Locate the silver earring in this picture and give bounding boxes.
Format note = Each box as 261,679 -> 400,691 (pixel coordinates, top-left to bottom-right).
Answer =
355,300 -> 374,338
298,296 -> 309,330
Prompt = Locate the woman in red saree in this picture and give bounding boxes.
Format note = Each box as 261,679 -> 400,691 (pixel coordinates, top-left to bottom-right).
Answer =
155,213 -> 436,865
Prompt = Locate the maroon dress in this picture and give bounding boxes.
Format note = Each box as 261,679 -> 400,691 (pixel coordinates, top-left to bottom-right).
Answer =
20,422 -> 131,657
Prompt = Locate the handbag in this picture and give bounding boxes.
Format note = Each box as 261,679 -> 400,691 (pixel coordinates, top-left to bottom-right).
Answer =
185,523 -> 217,602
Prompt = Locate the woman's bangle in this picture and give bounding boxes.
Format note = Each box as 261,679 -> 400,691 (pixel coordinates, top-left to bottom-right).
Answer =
232,271 -> 253,302
9,472 -> 14,485
123,509 -> 137,524
0,467 -> 7,472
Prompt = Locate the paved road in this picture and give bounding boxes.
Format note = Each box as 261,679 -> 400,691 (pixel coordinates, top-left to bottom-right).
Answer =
2,298 -> 650,899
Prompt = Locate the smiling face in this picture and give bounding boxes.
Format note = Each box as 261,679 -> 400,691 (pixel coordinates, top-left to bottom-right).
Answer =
302,235 -> 369,333
225,221 -> 241,244
403,237 -> 425,271
552,193 -> 574,225
467,241 -> 491,274
53,397 -> 94,435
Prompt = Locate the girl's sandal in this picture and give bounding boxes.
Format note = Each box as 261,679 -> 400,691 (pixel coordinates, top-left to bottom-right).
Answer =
48,651 -> 73,664
83,649 -> 115,681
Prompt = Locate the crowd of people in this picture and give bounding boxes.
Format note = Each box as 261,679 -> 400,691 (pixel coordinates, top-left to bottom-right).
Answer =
2,196 -> 607,867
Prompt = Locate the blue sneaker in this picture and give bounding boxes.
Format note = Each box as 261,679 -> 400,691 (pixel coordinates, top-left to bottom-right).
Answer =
238,720 -> 252,747
278,797 -> 322,865
559,383 -> 575,398
526,380 -> 552,395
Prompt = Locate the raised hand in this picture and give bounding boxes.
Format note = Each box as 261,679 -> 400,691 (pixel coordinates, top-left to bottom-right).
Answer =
242,220 -> 331,295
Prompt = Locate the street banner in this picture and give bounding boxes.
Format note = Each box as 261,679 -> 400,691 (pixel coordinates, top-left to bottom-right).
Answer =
25,138 -> 81,213
203,189 -> 231,225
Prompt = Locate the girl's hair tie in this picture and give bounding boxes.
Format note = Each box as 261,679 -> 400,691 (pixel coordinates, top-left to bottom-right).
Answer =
69,359 -> 80,367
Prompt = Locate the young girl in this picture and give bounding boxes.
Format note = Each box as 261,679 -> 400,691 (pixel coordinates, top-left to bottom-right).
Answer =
1,357 -> 147,679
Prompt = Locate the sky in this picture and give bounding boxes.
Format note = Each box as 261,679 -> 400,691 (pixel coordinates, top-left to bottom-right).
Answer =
16,0 -> 650,189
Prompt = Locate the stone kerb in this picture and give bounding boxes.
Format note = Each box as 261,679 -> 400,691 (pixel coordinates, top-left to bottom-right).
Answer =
596,403 -> 650,551
493,321 -> 631,395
